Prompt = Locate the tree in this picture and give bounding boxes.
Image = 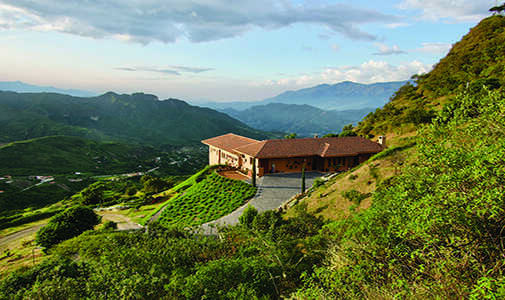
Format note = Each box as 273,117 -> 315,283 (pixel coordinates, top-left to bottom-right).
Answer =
36,206 -> 101,250
285,133 -> 297,139
80,182 -> 106,206
339,124 -> 358,137
143,177 -> 173,193
490,3 -> 505,14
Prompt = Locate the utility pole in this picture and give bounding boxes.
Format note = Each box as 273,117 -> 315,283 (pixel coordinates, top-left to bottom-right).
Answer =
252,158 -> 256,188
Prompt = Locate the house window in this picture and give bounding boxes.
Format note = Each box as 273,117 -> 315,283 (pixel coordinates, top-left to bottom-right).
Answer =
250,157 -> 253,164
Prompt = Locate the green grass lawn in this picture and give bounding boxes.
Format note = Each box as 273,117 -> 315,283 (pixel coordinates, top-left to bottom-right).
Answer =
157,171 -> 256,227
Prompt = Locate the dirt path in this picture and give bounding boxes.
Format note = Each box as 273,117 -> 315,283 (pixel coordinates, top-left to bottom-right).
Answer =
0,223 -> 46,251
98,211 -> 143,230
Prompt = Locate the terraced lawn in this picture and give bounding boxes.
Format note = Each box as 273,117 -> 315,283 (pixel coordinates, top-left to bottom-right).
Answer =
157,171 -> 256,227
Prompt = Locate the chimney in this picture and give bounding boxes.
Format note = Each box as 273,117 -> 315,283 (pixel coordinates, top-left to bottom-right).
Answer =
378,136 -> 386,146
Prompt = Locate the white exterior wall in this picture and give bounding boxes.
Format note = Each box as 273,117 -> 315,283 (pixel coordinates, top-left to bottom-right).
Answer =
208,146 -> 240,168
208,146 -> 220,165
238,153 -> 259,175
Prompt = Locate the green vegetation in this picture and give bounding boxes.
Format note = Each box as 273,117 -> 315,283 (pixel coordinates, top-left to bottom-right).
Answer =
0,91 -> 269,145
157,171 -> 256,227
35,206 -> 101,250
0,135 -> 208,176
2,14 -> 505,299
296,90 -> 505,298
0,175 -> 93,212
0,206 -> 326,299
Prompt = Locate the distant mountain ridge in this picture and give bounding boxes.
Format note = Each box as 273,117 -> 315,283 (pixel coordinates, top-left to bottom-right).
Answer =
0,81 -> 97,97
265,81 -> 409,110
0,90 -> 269,146
199,80 -> 408,111
223,103 -> 372,137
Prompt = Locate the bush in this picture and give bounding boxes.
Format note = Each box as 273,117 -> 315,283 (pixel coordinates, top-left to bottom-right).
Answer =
35,206 -> 101,250
239,205 -> 258,228
312,178 -> 325,189
102,221 -> 118,231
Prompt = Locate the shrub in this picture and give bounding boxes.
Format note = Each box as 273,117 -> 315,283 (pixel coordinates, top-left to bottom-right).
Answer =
312,178 -> 325,189
239,205 -> 258,228
102,221 -> 118,231
35,206 -> 101,250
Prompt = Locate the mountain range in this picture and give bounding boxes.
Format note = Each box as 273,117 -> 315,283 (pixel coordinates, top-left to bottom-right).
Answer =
199,80 -> 408,111
0,81 -> 97,97
222,103 -> 372,137
0,91 -> 269,146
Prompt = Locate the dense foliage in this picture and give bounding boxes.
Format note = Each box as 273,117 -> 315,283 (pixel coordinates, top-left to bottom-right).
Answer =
1,206 -> 327,299
157,171 -> 257,227
35,206 -> 101,250
297,90 -> 505,298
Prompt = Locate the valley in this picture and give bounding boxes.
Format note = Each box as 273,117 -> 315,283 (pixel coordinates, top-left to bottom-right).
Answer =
0,10 -> 504,300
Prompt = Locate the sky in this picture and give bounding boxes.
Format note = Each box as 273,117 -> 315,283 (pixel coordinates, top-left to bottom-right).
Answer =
0,0 -> 497,102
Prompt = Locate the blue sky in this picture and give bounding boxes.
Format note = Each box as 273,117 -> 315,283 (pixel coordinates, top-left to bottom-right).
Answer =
0,0 -> 496,101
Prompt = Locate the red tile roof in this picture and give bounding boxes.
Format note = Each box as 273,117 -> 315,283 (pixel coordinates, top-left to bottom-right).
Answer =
233,136 -> 383,158
201,133 -> 260,154
202,133 -> 383,159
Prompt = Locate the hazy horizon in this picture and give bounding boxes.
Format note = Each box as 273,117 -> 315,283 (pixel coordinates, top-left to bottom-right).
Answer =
0,0 -> 494,102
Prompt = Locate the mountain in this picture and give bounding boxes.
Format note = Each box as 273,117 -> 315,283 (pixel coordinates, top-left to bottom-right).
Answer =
263,80 -> 409,110
199,80 -> 407,111
0,91 -> 269,146
223,103 -> 373,137
0,81 -> 96,97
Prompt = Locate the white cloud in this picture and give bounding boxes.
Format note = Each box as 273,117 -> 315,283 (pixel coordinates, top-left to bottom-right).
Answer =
257,60 -> 431,90
415,42 -> 452,54
385,22 -> 410,28
115,65 -> 214,75
373,43 -> 406,55
0,0 -> 398,44
398,0 -> 492,22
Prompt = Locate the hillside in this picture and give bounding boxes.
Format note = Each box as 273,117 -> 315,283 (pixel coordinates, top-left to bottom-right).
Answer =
0,135 -> 160,175
0,91 -> 269,146
222,103 -> 372,137
2,14 -> 505,300
285,15 -> 505,298
357,15 -> 505,137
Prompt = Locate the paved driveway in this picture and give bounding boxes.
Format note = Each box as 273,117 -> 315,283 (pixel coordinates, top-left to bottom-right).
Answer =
201,172 -> 323,234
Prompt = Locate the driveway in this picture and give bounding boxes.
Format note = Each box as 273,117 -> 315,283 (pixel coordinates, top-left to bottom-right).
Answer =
201,172 -> 323,234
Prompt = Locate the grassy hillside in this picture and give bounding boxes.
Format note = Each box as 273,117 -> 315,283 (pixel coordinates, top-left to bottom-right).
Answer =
0,91 -> 269,145
0,135 -> 159,175
357,15 -> 505,137
285,15 -> 505,298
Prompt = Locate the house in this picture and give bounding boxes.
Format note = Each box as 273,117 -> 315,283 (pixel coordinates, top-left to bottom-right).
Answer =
202,133 -> 384,177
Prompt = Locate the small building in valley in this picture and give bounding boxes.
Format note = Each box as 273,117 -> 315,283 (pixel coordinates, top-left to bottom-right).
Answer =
202,133 -> 384,177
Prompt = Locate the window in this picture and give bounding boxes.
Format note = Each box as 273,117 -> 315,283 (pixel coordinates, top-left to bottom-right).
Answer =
250,157 -> 253,164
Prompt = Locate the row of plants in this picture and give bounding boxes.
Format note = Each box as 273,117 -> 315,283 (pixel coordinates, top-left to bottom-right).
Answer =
157,171 -> 256,227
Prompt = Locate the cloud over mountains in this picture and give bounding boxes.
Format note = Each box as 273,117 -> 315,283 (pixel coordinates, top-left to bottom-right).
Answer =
0,0 -> 396,44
